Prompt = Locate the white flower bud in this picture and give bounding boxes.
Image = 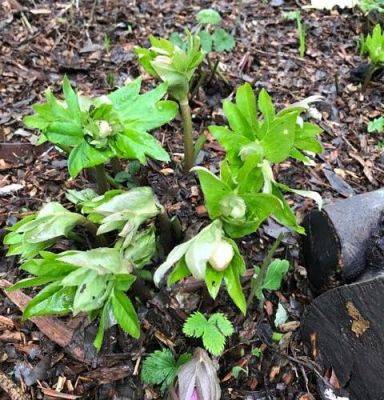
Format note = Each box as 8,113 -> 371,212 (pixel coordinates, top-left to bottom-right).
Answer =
209,239 -> 234,272
97,120 -> 113,138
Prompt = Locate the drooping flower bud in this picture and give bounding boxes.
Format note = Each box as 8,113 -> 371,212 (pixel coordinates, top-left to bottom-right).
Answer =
177,348 -> 221,400
208,239 -> 234,272
220,194 -> 246,219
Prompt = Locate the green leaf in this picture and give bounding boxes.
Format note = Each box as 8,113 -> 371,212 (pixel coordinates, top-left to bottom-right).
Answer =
45,121 -> 83,147
72,272 -> 110,314
167,258 -> 191,286
196,9 -> 222,25
223,101 -> 254,140
205,265 -> 224,299
368,116 -> 384,133
261,113 -> 297,163
198,30 -> 213,53
62,76 -> 82,123
258,89 -> 275,126
183,311 -> 207,338
93,299 -> 113,351
263,259 -> 289,290
68,140 -> 113,177
112,130 -> 170,164
236,83 -> 258,133
212,28 -> 235,52
224,240 -> 246,315
111,289 -> 140,339
182,311 -> 234,356
24,285 -> 76,318
141,349 -> 191,392
7,276 -> 56,292
59,248 -> 132,275
192,167 -> 231,218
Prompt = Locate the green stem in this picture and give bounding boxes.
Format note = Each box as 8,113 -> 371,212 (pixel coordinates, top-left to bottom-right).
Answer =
94,164 -> 109,194
190,70 -> 207,100
179,98 -> 194,172
247,233 -> 284,307
157,211 -> 175,255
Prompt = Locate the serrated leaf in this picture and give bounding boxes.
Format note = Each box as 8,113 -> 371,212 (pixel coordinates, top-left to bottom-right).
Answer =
208,313 -> 234,337
183,311 -> 207,338
202,325 -> 225,356
212,28 -> 235,52
196,9 -> 222,25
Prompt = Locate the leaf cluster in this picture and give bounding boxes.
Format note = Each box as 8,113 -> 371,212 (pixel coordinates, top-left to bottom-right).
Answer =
194,83 -> 323,238
183,312 -> 234,356
24,77 -> 177,177
4,186 -> 162,350
135,32 -> 204,101
361,24 -> 384,65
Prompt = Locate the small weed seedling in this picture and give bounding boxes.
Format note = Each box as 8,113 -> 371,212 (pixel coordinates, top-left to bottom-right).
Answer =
368,116 -> 384,133
141,349 -> 191,393
24,77 -> 177,193
183,312 -> 234,356
136,33 -> 204,170
283,11 -> 306,58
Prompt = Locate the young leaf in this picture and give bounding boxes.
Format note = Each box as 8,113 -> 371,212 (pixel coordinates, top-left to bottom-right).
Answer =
183,312 -> 234,356
111,289 -> 140,339
212,28 -> 235,52
263,259 -> 290,290
196,9 -> 222,25
141,349 -> 191,392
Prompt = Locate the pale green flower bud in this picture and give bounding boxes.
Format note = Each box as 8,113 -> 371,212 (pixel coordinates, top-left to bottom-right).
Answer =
239,142 -> 264,162
220,195 -> 246,219
97,120 -> 113,138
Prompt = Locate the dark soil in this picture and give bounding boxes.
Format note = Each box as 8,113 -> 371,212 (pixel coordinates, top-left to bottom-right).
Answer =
0,0 -> 383,399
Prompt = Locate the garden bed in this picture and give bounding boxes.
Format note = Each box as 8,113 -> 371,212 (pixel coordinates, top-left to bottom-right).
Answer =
0,0 -> 383,399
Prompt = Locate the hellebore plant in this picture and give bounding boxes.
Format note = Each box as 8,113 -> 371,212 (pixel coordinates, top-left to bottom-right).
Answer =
24,77 -> 178,193
194,83 -> 323,236
135,32 -> 204,170
4,186 -> 163,350
154,219 -> 247,314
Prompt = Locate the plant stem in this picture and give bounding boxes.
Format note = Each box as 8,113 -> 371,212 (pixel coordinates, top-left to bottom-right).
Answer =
247,233 -> 284,307
94,164 -> 109,194
179,98 -> 194,171
80,218 -> 107,247
111,157 -> 122,176
157,211 -> 176,255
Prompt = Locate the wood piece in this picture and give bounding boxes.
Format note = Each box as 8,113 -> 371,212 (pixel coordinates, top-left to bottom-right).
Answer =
301,189 -> 384,292
0,370 -> 30,400
0,279 -> 87,363
301,276 -> 384,400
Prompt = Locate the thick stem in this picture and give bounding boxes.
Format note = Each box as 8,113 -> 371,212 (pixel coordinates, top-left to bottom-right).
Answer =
157,211 -> 176,255
179,99 -> 194,172
94,164 -> 109,194
80,218 -> 107,247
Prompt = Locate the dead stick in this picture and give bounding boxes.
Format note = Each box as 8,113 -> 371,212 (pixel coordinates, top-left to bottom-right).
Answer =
0,370 -> 30,400
0,279 -> 86,362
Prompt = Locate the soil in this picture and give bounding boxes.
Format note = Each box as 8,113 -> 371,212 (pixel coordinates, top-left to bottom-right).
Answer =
0,0 -> 383,399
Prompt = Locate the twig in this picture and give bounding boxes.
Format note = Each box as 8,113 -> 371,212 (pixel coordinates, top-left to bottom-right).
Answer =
0,370 -> 30,400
